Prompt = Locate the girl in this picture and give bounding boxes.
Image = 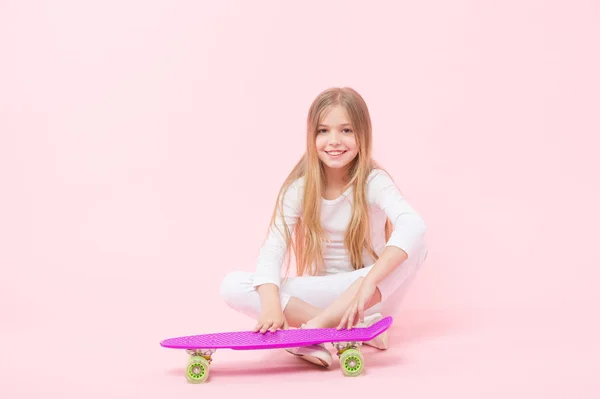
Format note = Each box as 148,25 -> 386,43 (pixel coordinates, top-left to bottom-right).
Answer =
220,87 -> 428,367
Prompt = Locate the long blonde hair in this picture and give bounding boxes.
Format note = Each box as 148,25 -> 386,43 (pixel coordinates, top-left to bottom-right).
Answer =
268,87 -> 393,278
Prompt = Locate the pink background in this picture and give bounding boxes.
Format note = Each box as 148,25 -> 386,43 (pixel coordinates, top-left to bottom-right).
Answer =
1,0 -> 599,397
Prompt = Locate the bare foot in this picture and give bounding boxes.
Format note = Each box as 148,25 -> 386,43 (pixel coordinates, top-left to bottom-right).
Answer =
303,316 -> 327,329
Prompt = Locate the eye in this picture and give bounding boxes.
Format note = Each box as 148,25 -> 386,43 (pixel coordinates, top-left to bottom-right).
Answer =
343,128 -> 353,133
317,129 -> 327,134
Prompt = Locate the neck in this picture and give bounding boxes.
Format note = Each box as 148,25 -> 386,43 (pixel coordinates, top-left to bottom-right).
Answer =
324,167 -> 349,187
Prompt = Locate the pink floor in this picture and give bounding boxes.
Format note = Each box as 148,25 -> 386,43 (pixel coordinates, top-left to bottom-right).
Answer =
2,299 -> 597,398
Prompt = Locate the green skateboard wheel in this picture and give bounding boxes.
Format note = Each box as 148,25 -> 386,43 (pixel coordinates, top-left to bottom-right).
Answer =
340,348 -> 364,377
186,356 -> 210,383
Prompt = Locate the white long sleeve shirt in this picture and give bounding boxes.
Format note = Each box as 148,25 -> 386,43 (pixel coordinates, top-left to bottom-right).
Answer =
252,168 -> 427,288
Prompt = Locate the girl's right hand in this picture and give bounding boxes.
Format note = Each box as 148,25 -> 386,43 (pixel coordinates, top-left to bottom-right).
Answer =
253,307 -> 289,333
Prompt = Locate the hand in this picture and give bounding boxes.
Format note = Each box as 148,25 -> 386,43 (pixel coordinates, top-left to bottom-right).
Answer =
253,307 -> 289,334
337,278 -> 378,330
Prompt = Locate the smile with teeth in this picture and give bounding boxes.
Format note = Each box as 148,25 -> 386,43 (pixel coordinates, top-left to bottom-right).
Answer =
326,150 -> 346,156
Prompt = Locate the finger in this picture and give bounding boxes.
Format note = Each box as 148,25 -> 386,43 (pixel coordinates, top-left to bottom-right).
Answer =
347,305 -> 357,330
257,323 -> 267,333
337,315 -> 344,330
358,299 -> 365,324
283,320 -> 289,330
252,321 -> 261,332
270,320 -> 282,332
342,309 -> 350,330
343,301 -> 357,329
264,321 -> 275,334
260,320 -> 272,334
341,299 -> 358,329
338,310 -> 349,330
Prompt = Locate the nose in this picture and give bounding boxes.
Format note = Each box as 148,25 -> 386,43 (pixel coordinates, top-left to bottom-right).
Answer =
329,131 -> 342,144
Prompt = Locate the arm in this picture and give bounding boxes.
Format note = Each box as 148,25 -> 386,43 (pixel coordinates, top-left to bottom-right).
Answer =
256,283 -> 282,311
253,282 -> 289,333
339,170 -> 426,328
253,179 -> 302,310
365,169 -> 426,285
364,245 -> 408,286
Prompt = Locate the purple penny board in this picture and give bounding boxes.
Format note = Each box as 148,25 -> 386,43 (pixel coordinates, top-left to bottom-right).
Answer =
160,316 -> 392,350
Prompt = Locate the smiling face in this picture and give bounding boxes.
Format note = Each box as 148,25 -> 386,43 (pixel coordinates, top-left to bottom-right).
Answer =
315,105 -> 359,177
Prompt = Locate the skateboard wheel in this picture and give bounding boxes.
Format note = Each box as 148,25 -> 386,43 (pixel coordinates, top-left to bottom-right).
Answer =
186,356 -> 210,383
340,349 -> 364,377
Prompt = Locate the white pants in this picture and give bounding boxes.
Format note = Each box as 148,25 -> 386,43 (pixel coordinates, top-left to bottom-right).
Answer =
220,244 -> 428,321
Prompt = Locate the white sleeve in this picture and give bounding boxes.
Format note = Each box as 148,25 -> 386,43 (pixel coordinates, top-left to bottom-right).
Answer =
368,170 -> 426,258
252,179 -> 303,288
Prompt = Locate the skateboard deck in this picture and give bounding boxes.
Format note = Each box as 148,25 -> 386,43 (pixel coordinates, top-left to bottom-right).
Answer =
160,316 -> 392,382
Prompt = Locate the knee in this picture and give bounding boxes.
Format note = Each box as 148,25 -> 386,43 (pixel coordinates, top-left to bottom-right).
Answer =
219,271 -> 250,307
413,240 -> 428,266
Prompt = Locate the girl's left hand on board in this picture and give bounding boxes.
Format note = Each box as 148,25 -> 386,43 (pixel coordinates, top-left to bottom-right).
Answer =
337,278 -> 378,330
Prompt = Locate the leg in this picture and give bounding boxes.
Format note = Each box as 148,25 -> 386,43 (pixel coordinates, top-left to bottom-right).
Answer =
302,276 -> 381,329
219,268 -> 375,327
285,243 -> 429,328
282,277 -> 380,328
283,274 -> 381,327
282,297 -> 321,328
220,243 -> 428,327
